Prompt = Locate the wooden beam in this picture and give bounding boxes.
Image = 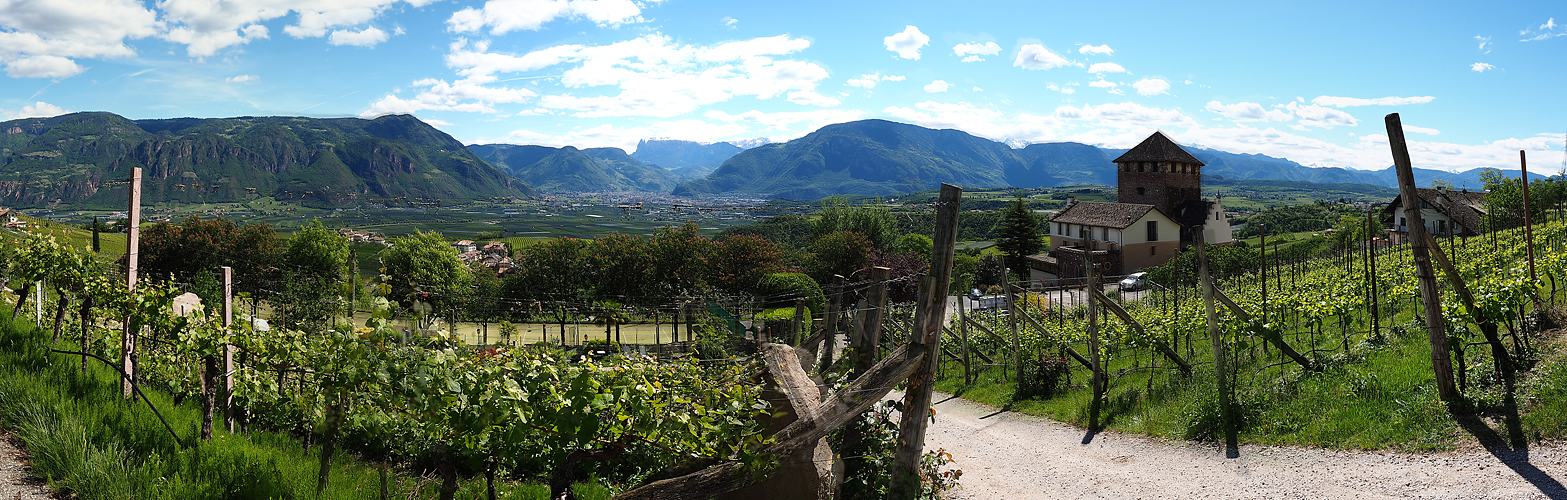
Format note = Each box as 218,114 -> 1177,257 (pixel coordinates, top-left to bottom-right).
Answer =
1206,288 -> 1317,373
1387,112 -> 1457,401
612,343 -> 929,500
1196,230 -> 1239,457
1423,231 -> 1514,382
123,167 -> 141,400
1089,289 -> 1193,377
888,183 -> 961,499
1014,309 -> 1092,370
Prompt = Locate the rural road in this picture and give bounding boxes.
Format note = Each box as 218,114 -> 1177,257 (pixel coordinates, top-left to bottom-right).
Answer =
907,392 -> 1567,500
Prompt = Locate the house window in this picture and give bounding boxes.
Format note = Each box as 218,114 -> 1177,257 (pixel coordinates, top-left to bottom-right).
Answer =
1147,220 -> 1158,241
1400,217 -> 1406,228
1438,220 -> 1447,234
1151,245 -> 1157,256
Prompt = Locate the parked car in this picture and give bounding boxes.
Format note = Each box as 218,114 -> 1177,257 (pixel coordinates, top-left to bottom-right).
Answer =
1118,272 -> 1150,292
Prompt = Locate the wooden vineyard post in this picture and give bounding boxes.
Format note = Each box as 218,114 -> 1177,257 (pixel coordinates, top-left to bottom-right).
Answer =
1008,270 -> 1023,385
960,295 -> 972,385
1196,230 -> 1239,458
857,267 -> 891,376
1387,113 -> 1458,401
123,167 -> 142,400
793,298 -> 806,346
820,275 -> 845,373
1085,249 -> 1104,431
223,267 -> 235,432
1522,150 -> 1538,287
887,184 -> 961,500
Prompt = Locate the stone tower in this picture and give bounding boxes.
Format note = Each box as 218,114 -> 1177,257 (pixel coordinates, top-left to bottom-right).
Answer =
1113,131 -> 1205,217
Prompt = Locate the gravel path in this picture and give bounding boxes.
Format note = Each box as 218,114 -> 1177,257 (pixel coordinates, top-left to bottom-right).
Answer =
914,392 -> 1567,500
0,434 -> 52,499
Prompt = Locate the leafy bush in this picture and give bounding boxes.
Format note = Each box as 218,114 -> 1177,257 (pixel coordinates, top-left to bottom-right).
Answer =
755,272 -> 825,313
1016,354 -> 1071,400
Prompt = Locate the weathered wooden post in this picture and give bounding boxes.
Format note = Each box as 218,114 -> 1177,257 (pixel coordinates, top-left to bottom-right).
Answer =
1387,113 -> 1458,401
1007,268 -> 1023,386
857,267 -> 890,375
793,298 -> 806,346
1521,150 -> 1538,287
1196,230 -> 1239,457
223,267 -> 235,432
820,275 -> 845,373
888,184 -> 960,500
1085,248 -> 1104,431
959,296 -> 972,385
123,167 -> 142,400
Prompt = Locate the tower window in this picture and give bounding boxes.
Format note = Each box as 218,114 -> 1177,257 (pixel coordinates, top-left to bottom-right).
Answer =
1138,163 -> 1144,172
1147,220 -> 1158,241
1137,187 -> 1145,196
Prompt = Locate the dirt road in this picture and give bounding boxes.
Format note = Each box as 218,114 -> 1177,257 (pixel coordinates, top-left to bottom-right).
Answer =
914,392 -> 1567,499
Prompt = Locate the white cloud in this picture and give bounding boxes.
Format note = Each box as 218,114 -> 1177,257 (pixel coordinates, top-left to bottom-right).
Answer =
447,0 -> 644,35
1013,44 -> 1073,70
1087,62 -> 1125,74
328,26 -> 389,47
845,72 -> 904,89
1053,101 -> 1199,132
362,77 -> 538,117
1088,79 -> 1117,88
972,86 -> 982,91
722,17 -> 737,29
923,80 -> 951,93
1203,101 -> 1291,122
1471,62 -> 1496,72
1283,101 -> 1357,128
1131,78 -> 1169,96
1061,87 -> 1075,95
884,25 -> 929,60
374,33 -> 833,119
952,41 -> 1000,61
786,90 -> 840,107
3,55 -> 84,78
1475,35 -> 1492,53
1402,125 -> 1440,135
498,119 -> 754,151
225,74 -> 259,83
0,0 -> 160,78
705,109 -> 865,137
420,118 -> 454,127
1311,95 -> 1434,107
1078,44 -> 1113,55
1520,18 -> 1565,41
160,0 -> 423,58
0,101 -> 68,120
884,101 -> 1064,143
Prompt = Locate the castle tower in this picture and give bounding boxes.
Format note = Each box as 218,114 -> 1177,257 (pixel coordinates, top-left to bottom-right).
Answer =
1113,131 -> 1205,217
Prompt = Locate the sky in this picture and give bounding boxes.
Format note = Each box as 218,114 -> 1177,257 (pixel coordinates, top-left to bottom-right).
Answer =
1,0 -> 1564,174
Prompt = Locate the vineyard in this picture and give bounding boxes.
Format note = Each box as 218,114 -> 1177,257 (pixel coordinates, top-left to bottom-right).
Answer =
933,213 -> 1567,450
2,170 -> 1567,498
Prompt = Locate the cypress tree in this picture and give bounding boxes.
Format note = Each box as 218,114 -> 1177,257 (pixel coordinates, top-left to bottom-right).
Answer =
994,196 -> 1044,282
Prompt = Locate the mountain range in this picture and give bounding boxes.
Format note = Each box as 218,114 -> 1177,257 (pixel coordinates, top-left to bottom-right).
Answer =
0,112 -> 533,208
1,113 -> 1518,208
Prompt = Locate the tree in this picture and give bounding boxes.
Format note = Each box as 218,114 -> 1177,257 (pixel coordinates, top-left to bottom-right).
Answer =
993,196 -> 1044,282
808,231 -> 875,283
281,219 -> 351,330
378,231 -> 474,328
709,234 -> 788,295
648,223 -> 713,298
892,234 -> 932,258
814,197 -> 897,250
587,233 -> 654,303
138,216 -> 281,295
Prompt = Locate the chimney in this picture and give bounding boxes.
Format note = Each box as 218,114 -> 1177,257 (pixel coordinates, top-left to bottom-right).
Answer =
1067,195 -> 1077,206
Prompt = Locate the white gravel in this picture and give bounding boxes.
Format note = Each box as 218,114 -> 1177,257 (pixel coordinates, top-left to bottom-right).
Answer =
0,434 -> 51,499
911,392 -> 1567,500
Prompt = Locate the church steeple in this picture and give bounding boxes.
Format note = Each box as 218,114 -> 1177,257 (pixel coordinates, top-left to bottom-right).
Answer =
1113,131 -> 1205,217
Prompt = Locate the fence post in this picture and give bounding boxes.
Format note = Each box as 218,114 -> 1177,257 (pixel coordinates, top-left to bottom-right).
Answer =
820,275 -> 845,373
1196,230 -> 1240,458
123,167 -> 142,400
223,267 -> 235,432
1387,113 -> 1458,401
960,296 -> 971,385
888,183 -> 961,500
1085,249 -> 1104,431
792,298 -> 805,346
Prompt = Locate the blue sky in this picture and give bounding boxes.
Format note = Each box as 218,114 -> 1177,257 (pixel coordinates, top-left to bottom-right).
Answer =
1,0 -> 1563,173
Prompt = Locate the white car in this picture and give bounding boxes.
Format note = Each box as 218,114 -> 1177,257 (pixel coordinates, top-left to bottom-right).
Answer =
1118,272 -> 1149,292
